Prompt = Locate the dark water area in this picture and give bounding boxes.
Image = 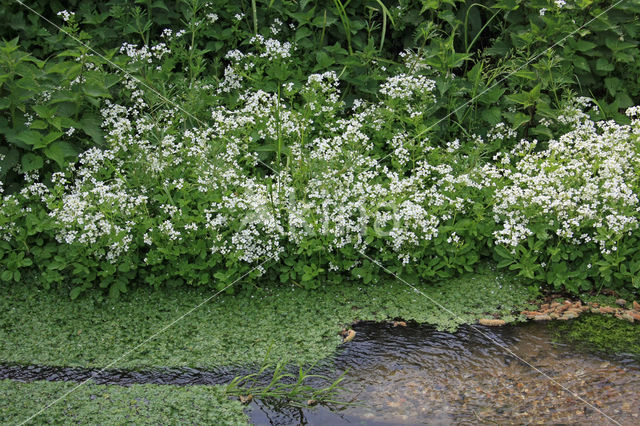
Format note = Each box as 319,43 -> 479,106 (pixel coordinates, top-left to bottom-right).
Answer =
0,363 -> 243,386
2,321 -> 639,425
251,321 -> 640,425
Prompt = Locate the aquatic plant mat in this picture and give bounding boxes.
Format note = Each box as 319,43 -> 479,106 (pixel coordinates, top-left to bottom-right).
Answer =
0,269 -> 533,369
0,380 -> 249,425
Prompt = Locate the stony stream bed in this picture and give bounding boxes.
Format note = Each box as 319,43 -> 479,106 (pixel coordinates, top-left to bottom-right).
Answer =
251,320 -> 640,425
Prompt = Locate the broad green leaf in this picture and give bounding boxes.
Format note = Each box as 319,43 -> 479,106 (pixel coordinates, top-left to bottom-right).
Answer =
572,56 -> 590,72
69,286 -> 83,300
316,51 -> 334,68
41,131 -> 63,147
21,152 -> 43,172
295,27 -> 312,42
44,141 -> 77,168
573,40 -> 596,52
604,77 -> 622,96
481,107 -> 502,125
478,86 -> 506,105
80,115 -> 104,144
83,82 -> 111,98
595,58 -> 614,72
0,146 -> 19,177
16,130 -> 43,147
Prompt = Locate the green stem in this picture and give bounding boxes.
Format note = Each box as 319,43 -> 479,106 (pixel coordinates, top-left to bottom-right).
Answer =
251,0 -> 258,35
276,84 -> 282,169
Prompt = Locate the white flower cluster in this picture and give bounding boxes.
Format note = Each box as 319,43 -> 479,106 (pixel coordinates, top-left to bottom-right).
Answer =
379,73 -> 436,100
119,42 -> 170,63
217,37 -> 294,93
57,10 -> 75,23
492,104 -> 640,252
5,34 -> 640,282
200,54 -> 482,264
249,34 -> 293,60
398,49 -> 432,72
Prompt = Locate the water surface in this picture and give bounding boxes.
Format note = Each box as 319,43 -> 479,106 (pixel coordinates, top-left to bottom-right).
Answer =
250,321 -> 640,425
2,320 -> 638,424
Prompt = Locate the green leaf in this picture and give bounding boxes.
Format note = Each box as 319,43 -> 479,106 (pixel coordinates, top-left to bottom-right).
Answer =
0,147 -> 19,177
295,27 -> 312,42
16,130 -> 43,147
572,56 -> 590,72
316,51 -> 335,68
80,115 -> 104,144
505,111 -> 530,129
83,82 -> 111,98
595,58 -> 614,72
32,104 -> 55,119
494,245 -> 513,260
21,153 -> 43,172
109,283 -> 121,299
41,131 -> 64,148
513,70 -> 536,80
481,107 -> 502,125
604,77 -> 622,96
69,286 -> 83,300
506,92 -> 531,107
573,40 -> 596,52
28,120 -> 48,130
44,141 -> 77,168
477,86 -> 505,105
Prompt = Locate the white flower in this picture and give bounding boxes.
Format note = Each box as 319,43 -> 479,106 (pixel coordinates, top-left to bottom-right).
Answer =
57,10 -> 75,22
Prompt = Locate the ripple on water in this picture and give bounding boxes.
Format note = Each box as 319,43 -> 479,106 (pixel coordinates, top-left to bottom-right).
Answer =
250,321 -> 640,425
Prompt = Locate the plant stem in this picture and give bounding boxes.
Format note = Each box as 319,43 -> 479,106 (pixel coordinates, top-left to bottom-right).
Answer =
252,0 -> 258,35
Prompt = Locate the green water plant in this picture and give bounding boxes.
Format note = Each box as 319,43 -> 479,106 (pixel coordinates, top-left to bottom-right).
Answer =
552,314 -> 640,358
224,349 -> 347,408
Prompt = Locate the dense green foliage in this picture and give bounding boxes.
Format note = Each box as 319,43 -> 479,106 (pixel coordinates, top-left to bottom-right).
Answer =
1,0 -> 640,298
552,314 -> 640,358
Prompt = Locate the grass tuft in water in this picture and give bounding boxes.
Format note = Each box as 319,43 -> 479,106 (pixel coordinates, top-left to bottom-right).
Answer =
224,347 -> 348,408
